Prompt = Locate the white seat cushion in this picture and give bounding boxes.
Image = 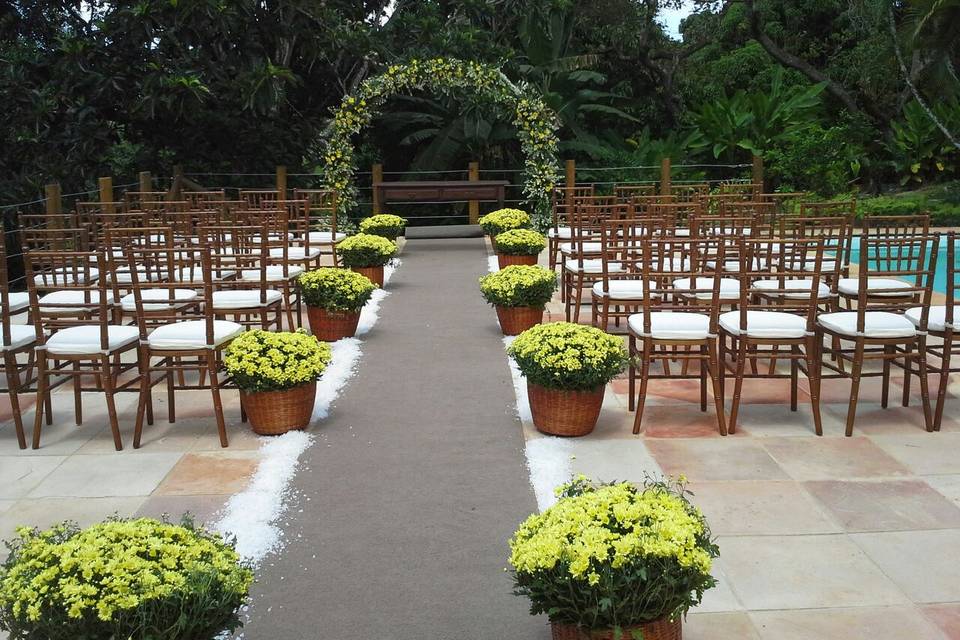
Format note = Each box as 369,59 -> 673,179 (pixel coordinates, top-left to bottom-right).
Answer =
905,305 -> 960,332
752,279 -> 832,299
801,259 -> 840,273
1,325 -> 37,351
818,311 -> 917,338
628,312 -> 711,340
548,227 -> 572,239
33,268 -> 99,287
720,310 -> 809,339
559,242 -> 602,254
120,289 -> 198,312
240,265 -> 304,281
306,231 -> 346,243
105,269 -> 167,284
837,277 -> 912,297
38,290 -> 118,313
591,280 -> 654,299
172,269 -> 236,283
147,320 -> 244,350
673,277 -> 740,300
45,325 -> 139,355
655,228 -> 691,237
211,289 -> 282,309
7,292 -> 29,313
708,258 -> 767,272
564,259 -> 623,274
270,247 -> 322,260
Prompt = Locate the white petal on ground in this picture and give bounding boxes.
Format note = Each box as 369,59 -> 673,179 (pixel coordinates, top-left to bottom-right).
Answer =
524,437 -> 574,512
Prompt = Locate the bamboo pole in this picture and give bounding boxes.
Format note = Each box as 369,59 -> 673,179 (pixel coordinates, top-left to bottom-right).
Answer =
139,171 -> 152,193
752,155 -> 765,192
276,165 -> 287,198
98,176 -> 114,214
565,159 -> 576,189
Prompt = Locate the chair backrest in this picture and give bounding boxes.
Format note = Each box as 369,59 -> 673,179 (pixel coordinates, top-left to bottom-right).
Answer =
240,190 -> 281,209
779,215 -> 853,278
799,200 -> 855,219
671,183 -> 710,200
636,237 -> 728,333
719,182 -> 762,199
198,224 -> 272,303
720,201 -> 778,229
124,191 -> 169,208
863,214 -> 931,238
21,228 -> 93,290
24,250 -> 119,346
853,233 -> 939,322
614,184 -> 657,201
293,189 -> 338,237
945,232 -> 959,330
183,190 -> 227,210
648,202 -> 702,231
0,240 -> 21,348
734,237 -> 827,333
689,213 -> 755,238
125,245 -> 214,337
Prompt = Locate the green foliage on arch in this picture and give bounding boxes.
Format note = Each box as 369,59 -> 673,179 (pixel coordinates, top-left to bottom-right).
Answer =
318,58 -> 561,219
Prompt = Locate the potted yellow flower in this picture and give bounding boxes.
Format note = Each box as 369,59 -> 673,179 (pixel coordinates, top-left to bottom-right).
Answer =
224,330 -> 332,435
507,322 -> 627,436
479,208 -> 531,249
337,233 -> 397,286
0,517 -> 253,639
358,213 -> 408,240
299,268 -> 376,341
510,476 -> 718,640
479,265 -> 556,335
494,228 -> 546,269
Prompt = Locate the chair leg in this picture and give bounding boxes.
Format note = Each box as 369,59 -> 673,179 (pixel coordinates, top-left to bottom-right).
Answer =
708,338 -> 727,436
917,336 -> 934,432
3,353 -> 26,449
572,274 -> 584,323
699,345 -> 708,412
729,338 -> 747,434
133,348 -> 151,449
790,345 -> 799,412
934,335 -> 952,430
881,344 -> 893,409
31,355 -> 49,449
167,358 -> 176,423
100,355 -> 123,451
207,351 -> 229,447
72,361 -> 83,425
632,340 -> 652,434
845,339 -> 866,437
901,342 -> 914,407
627,334 -> 636,412
806,336 -> 824,436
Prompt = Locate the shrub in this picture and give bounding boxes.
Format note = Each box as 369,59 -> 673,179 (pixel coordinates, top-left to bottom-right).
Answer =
224,329 -> 332,392
337,233 -> 397,268
854,183 -> 960,225
0,517 -> 253,640
299,267 -> 376,312
494,228 -> 546,256
358,214 -> 408,239
507,322 -> 627,390
509,476 -> 718,631
479,265 -> 557,308
478,208 -> 531,236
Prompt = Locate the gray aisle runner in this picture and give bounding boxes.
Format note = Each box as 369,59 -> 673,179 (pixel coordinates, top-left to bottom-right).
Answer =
241,238 -> 549,639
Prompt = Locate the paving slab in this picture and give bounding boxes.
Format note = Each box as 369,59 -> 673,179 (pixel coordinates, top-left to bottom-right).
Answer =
240,238 -> 547,639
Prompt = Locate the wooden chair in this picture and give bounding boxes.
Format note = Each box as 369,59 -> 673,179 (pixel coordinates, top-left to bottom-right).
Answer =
240,190 -> 281,209
818,233 -> 939,435
126,246 -> 243,448
25,251 -> 138,450
562,202 -> 630,322
905,232 -> 957,430
670,183 -> 710,200
0,240 -> 38,449
799,200 -> 856,218
719,237 -> 828,434
549,186 -> 595,270
614,184 -> 657,201
627,237 -> 728,435
294,189 -> 344,266
183,190 -> 227,210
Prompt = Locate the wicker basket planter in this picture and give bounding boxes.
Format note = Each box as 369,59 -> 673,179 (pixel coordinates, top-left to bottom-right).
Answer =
351,265 -> 384,287
306,306 -> 361,342
495,305 -> 543,335
551,618 -> 681,640
528,382 -> 605,437
241,382 -> 316,435
497,253 -> 538,269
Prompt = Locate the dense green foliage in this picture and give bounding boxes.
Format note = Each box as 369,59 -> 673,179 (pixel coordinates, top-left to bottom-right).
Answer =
2,0 -> 958,208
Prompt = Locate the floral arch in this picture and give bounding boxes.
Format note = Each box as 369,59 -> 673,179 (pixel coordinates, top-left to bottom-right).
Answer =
319,58 -> 561,219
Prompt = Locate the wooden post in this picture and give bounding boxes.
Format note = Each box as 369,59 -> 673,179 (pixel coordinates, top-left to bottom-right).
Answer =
44,183 -> 62,228
371,163 -> 384,214
170,165 -> 184,201
468,161 -> 480,224
98,176 -> 114,214
752,155 -> 764,191
139,171 -> 152,193
276,165 -> 287,198
565,159 -> 576,189
660,157 -> 672,196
